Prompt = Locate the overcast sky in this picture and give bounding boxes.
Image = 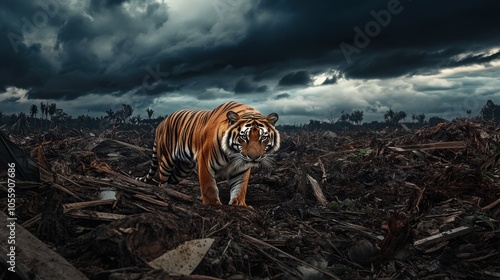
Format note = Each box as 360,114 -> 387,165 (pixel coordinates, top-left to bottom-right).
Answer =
1,0 -> 500,124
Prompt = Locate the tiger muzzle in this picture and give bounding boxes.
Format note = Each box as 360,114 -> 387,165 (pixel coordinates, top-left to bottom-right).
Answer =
243,142 -> 265,161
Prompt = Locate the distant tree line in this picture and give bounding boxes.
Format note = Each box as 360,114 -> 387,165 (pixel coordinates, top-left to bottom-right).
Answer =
480,100 -> 500,123
278,100 -> 500,132
0,100 -> 499,135
0,103 -> 166,135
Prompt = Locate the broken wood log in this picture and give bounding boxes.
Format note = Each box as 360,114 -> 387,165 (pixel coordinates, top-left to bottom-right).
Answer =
388,141 -> 466,152
481,198 -> 500,211
91,161 -> 194,203
0,212 -> 88,280
63,199 -> 115,211
133,193 -> 169,207
53,182 -> 83,200
66,209 -> 127,221
414,226 -> 472,248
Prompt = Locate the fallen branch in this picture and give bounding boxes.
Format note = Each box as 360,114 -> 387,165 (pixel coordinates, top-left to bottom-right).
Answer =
388,141 -> 466,152
133,193 -> 169,207
92,162 -> 192,202
21,213 -> 42,228
66,209 -> 127,221
481,198 -> 500,211
464,251 -> 499,262
414,226 -> 472,248
63,199 -> 115,212
164,188 -> 194,203
53,182 -> 83,201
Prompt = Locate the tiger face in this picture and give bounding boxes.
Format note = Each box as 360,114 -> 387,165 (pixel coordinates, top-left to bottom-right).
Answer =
222,111 -> 280,168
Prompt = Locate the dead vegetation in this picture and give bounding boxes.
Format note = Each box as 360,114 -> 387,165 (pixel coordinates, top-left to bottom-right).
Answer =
1,119 -> 499,279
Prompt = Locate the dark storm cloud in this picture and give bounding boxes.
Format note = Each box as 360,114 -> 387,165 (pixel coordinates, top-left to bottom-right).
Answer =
233,79 -> 267,94
336,1 -> 500,78
273,93 -> 291,100
1,0 -> 500,102
278,71 -> 311,87
445,51 -> 500,69
1,0 -> 170,100
90,0 -> 129,10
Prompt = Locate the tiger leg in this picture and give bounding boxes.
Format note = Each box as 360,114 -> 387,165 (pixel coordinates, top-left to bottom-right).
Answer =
228,168 -> 251,206
197,158 -> 222,205
157,153 -> 176,188
169,161 -> 195,184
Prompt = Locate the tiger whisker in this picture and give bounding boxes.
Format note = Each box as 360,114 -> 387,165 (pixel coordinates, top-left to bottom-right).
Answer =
227,153 -> 277,170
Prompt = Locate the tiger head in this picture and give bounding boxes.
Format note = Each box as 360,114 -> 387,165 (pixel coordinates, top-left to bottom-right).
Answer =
222,111 -> 280,168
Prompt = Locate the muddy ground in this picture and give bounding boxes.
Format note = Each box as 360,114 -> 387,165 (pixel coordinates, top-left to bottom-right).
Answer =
1,119 -> 499,279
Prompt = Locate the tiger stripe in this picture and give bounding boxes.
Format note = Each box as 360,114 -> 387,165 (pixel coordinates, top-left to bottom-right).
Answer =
136,101 -> 280,206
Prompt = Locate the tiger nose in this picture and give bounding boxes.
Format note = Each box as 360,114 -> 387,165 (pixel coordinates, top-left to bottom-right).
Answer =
247,151 -> 261,160
246,148 -> 263,160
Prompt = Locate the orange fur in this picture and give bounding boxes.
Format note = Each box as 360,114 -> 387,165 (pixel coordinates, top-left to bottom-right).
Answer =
138,101 -> 280,206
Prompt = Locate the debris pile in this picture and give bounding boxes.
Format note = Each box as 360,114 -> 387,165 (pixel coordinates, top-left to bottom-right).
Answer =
1,119 -> 499,279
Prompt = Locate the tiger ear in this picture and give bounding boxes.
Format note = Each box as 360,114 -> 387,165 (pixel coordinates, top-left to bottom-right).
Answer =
266,113 -> 279,125
227,111 -> 239,124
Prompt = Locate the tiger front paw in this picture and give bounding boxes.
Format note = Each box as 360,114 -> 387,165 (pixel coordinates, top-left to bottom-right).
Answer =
229,198 -> 252,208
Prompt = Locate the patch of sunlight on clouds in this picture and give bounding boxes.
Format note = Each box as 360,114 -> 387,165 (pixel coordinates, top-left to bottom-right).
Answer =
0,87 -> 29,103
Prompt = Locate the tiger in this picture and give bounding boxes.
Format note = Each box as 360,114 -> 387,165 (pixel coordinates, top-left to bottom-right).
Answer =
137,101 -> 280,206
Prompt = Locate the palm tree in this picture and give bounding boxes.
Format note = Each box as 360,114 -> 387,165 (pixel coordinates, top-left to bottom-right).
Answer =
146,108 -> 154,120
48,103 -> 57,119
40,102 -> 46,129
396,111 -> 407,123
338,111 -> 349,123
40,103 -> 46,119
51,109 -> 70,128
47,103 -> 57,128
29,104 -> 38,118
416,113 -> 425,124
384,108 -> 406,124
384,108 -> 395,124
44,102 -> 49,120
349,110 -> 363,125
104,109 -> 114,123
120,104 -> 133,123
29,104 -> 38,128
